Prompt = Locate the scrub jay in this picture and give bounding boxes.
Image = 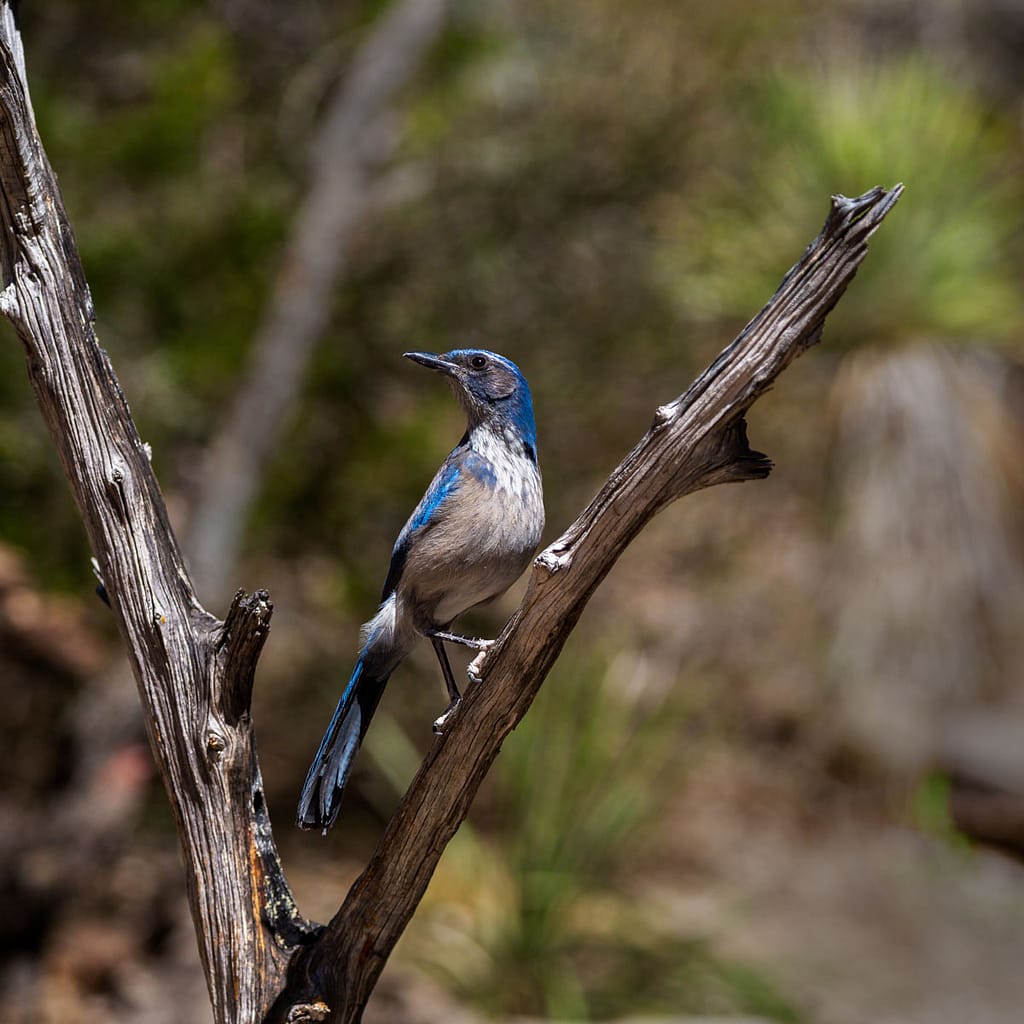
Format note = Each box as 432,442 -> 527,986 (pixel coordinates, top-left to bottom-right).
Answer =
298,348 -> 544,833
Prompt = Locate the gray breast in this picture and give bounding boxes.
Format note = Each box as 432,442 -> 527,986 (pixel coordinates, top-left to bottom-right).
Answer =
404,443 -> 543,628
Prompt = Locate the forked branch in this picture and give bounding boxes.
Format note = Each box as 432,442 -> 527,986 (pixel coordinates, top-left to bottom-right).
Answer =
0,2 -> 901,1020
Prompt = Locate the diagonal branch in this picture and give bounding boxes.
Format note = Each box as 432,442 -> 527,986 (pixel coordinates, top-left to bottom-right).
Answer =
0,6 -> 312,1022
272,185 -> 903,1021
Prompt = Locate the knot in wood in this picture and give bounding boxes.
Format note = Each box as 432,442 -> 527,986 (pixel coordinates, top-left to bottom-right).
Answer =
286,1001 -> 330,1023
206,730 -> 226,760
536,547 -> 571,576
104,460 -> 131,516
652,402 -> 675,428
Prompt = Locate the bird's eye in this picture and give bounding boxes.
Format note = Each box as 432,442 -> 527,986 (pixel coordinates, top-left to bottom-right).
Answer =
469,355 -> 488,370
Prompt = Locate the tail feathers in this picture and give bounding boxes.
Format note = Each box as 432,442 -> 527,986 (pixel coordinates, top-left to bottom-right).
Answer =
296,660 -> 389,834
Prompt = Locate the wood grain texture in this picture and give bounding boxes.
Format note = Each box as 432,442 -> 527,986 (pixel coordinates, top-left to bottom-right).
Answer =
0,7 -> 313,1023
273,185 -> 903,1021
0,2 -> 902,1019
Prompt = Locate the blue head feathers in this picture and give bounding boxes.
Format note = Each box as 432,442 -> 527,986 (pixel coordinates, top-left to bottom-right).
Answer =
404,349 -> 537,458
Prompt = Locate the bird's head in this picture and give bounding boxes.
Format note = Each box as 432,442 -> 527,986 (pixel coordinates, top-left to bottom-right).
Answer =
404,348 -> 537,453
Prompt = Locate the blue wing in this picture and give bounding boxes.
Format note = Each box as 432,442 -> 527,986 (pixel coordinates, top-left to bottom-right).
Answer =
379,443 -> 498,601
380,451 -> 463,601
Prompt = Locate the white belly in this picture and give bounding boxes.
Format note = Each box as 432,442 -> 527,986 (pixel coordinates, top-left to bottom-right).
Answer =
400,444 -> 543,628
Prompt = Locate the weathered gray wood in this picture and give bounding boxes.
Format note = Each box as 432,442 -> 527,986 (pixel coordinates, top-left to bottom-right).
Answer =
0,7 -> 314,1023
0,1 -> 902,1019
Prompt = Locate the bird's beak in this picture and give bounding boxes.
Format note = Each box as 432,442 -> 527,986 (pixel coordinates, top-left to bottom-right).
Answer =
403,351 -> 459,377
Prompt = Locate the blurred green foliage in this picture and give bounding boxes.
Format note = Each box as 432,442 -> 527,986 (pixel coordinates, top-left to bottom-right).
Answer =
401,649 -> 799,1020
2,3 -> 292,586
658,58 -> 1024,346
4,1 -> 1024,1020
911,773 -> 971,853
6,3 -> 1022,578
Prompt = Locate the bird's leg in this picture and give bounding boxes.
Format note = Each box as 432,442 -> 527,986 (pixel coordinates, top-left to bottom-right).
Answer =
425,627 -> 491,651
426,627 -> 494,688
431,637 -> 462,735
431,637 -> 461,704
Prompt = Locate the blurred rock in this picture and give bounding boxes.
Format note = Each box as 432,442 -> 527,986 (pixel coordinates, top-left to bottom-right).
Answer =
829,346 -> 1024,775
942,709 -> 1024,859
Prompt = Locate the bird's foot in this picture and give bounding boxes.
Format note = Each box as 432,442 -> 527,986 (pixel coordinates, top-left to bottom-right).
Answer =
433,698 -> 461,735
467,642 -> 493,684
426,628 -> 491,651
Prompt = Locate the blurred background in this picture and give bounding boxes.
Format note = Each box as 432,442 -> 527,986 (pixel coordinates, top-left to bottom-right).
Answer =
2,1 -> 1024,1021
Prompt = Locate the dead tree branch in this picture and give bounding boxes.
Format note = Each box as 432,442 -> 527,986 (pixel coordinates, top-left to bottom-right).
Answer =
271,183 -> 902,1020
0,6 -> 313,1022
0,1 -> 901,1019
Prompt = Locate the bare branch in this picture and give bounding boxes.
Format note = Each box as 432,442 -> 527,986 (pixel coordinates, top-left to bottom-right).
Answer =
272,186 -> 903,1021
0,7 -> 309,1021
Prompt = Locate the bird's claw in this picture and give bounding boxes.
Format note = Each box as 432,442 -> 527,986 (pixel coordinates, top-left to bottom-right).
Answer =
467,641 -> 492,684
433,699 -> 461,735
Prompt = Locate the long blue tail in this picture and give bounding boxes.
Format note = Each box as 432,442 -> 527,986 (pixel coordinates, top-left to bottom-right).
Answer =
296,658 -> 389,833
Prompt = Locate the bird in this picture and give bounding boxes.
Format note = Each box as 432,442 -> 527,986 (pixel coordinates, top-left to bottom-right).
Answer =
297,348 -> 544,833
